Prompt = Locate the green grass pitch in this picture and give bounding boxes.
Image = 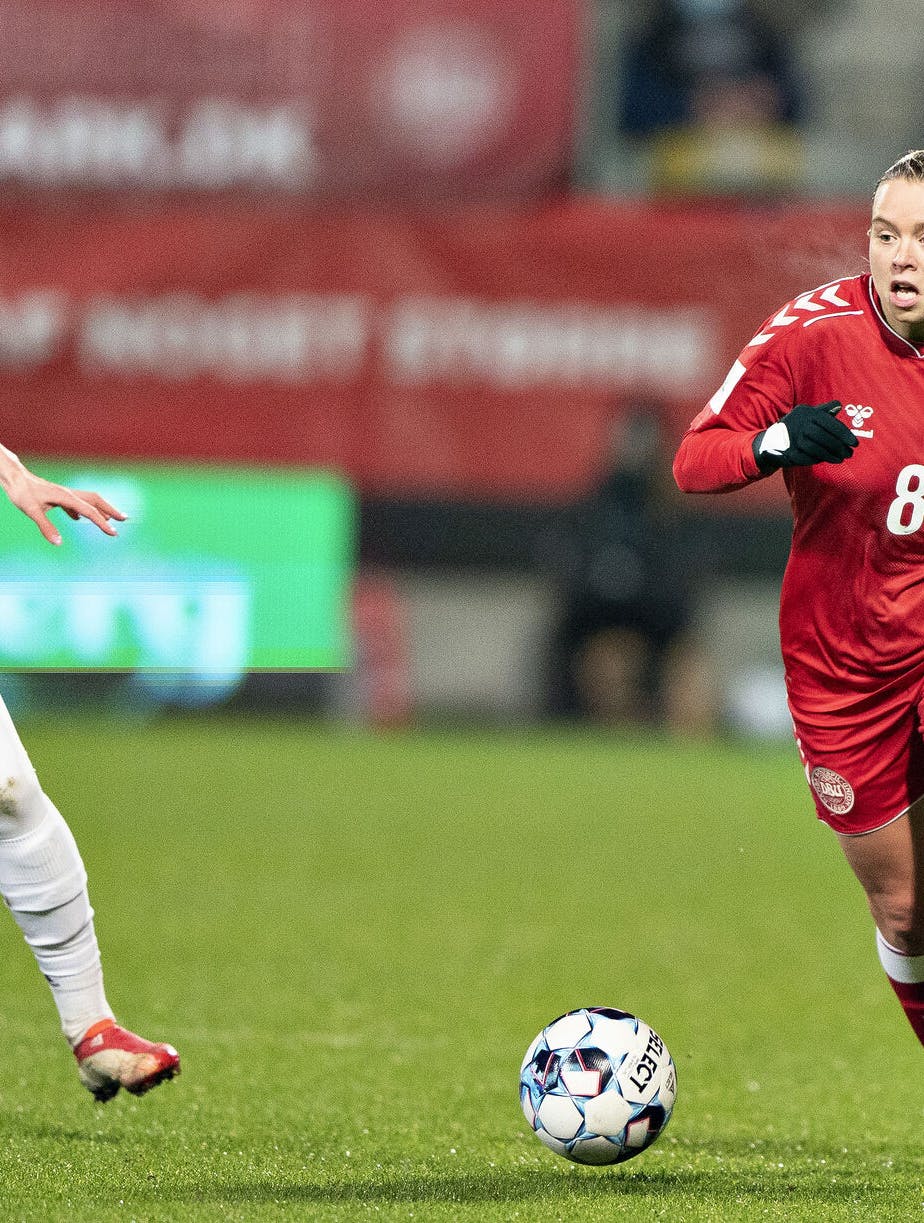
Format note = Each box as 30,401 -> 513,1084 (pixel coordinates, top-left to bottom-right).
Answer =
0,717 -> 920,1221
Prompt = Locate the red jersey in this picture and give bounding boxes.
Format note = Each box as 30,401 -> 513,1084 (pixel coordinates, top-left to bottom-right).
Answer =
674,273 -> 924,716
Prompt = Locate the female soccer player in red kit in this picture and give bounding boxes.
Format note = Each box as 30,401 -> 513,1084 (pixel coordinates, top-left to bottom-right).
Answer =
674,149 -> 924,1047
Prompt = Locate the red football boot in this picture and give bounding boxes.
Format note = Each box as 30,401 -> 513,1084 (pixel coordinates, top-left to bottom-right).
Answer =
74,1018 -> 180,1102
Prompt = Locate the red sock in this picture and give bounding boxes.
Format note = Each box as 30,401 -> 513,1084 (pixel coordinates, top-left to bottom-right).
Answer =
877,930 -> 924,1046
885,978 -> 924,1045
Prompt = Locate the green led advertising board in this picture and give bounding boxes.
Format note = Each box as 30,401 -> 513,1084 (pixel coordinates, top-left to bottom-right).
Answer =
0,460 -> 355,673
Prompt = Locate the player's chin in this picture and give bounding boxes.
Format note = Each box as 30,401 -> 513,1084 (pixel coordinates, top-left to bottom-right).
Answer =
902,305 -> 924,334
887,301 -> 924,333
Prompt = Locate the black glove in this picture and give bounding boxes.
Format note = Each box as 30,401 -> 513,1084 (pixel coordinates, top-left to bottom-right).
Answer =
753,401 -> 858,473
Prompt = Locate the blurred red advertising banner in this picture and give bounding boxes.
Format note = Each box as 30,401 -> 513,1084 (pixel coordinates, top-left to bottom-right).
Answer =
0,196 -> 868,506
0,0 -> 578,200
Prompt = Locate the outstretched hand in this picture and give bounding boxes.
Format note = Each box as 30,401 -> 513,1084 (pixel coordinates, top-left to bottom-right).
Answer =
0,453 -> 126,545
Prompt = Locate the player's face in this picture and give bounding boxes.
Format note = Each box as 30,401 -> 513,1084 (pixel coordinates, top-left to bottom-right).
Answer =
869,177 -> 924,341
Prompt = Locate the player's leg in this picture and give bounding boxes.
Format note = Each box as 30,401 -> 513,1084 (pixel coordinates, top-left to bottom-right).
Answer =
0,696 -> 113,1043
793,683 -> 924,1045
836,800 -> 924,1044
0,695 -> 179,1097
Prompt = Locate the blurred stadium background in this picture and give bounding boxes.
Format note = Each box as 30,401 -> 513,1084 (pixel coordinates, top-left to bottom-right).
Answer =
1,0 -> 919,736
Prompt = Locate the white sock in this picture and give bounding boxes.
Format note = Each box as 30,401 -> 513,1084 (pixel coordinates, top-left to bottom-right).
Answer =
0,803 -> 113,1046
875,928 -> 924,984
12,894 -> 112,1045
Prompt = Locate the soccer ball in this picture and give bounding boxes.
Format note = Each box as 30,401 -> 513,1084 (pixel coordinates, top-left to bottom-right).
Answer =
519,1006 -> 676,1166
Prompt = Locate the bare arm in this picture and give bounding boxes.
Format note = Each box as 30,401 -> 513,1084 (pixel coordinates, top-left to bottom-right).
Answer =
0,445 -> 126,546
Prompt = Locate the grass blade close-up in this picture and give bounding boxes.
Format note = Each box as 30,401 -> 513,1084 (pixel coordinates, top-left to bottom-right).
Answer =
0,717 -> 919,1222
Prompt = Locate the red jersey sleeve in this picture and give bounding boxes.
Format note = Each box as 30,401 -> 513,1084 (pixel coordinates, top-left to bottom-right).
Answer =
673,310 -> 798,494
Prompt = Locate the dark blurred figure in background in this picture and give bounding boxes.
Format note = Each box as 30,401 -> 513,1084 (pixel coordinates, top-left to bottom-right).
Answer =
617,0 -> 805,195
540,404 -> 716,735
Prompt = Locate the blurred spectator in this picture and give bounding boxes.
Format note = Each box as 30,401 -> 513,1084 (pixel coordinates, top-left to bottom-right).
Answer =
539,404 -> 716,735
616,0 -> 806,195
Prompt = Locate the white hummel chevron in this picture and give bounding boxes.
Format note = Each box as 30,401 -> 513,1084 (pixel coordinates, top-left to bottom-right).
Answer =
771,306 -> 799,326
747,281 -> 852,349
792,292 -> 824,312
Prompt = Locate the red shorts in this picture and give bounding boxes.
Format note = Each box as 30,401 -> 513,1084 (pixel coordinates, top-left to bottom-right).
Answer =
791,675 -> 924,835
